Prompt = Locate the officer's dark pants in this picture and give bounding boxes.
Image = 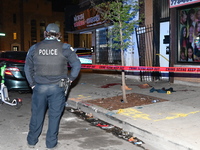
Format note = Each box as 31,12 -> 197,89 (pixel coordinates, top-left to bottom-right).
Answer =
27,84 -> 65,148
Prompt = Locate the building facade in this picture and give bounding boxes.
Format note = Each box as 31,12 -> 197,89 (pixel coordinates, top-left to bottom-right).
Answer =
169,0 -> 200,84
65,0 -> 171,80
0,0 -> 65,51
65,0 -> 142,65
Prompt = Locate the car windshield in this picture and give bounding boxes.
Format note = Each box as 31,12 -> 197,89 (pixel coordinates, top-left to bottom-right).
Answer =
1,52 -> 27,60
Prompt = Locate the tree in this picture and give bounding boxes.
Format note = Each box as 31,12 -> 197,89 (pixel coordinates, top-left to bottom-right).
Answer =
90,0 -> 141,103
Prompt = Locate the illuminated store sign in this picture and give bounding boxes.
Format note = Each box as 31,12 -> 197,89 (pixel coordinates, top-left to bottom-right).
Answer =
170,0 -> 200,8
73,8 -> 106,30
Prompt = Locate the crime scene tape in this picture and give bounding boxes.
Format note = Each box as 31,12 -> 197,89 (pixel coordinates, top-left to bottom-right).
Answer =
81,64 -> 200,73
1,58 -> 200,73
156,54 -> 169,62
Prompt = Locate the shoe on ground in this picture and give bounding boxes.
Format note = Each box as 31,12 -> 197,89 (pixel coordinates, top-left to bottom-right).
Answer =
46,142 -> 60,150
27,143 -> 35,148
121,85 -> 132,90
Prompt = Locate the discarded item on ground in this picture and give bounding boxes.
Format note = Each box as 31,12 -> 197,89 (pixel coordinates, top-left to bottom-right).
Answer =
134,141 -> 143,145
150,87 -> 166,93
91,121 -> 101,126
66,108 -> 145,148
138,83 -> 152,89
128,137 -> 137,142
70,108 -> 75,112
117,109 -> 125,114
96,123 -> 109,128
96,123 -> 114,129
101,125 -> 115,129
140,97 -> 146,100
137,107 -> 143,109
121,85 -> 132,90
162,87 -> 176,92
167,91 -> 171,94
128,137 -> 144,145
120,99 -> 125,103
85,113 -> 93,118
152,100 -> 159,103
150,87 -> 176,93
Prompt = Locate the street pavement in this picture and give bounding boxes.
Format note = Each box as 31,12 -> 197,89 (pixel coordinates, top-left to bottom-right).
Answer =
67,70 -> 200,150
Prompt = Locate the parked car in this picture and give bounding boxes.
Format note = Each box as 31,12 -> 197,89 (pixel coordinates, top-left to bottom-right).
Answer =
74,48 -> 93,64
0,51 -> 31,92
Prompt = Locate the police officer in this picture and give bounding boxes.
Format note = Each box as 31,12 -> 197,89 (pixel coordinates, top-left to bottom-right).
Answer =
25,23 -> 81,149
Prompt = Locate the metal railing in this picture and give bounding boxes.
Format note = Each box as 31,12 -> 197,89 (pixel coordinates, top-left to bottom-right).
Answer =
135,24 -> 156,81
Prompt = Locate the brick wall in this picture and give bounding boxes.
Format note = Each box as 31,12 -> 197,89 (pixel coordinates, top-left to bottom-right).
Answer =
0,0 -> 64,51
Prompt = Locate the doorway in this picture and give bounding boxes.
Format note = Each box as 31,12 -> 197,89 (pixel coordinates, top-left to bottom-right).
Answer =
159,21 -> 170,79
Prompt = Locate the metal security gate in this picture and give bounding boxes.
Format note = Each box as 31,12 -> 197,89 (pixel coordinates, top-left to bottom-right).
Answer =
135,24 -> 157,81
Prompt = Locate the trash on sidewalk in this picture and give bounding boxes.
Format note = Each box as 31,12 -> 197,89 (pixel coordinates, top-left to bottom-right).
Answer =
167,91 -> 171,94
101,125 -> 115,129
150,87 -> 176,93
128,137 -> 144,144
96,123 -> 109,127
152,100 -> 159,103
91,120 -> 101,126
121,85 -> 132,90
137,83 -> 152,89
117,109 -> 125,114
95,123 -> 115,129
134,141 -> 143,145
120,99 -> 125,103
85,112 -> 93,118
66,108 -> 145,148
128,137 -> 137,142
137,107 -> 143,109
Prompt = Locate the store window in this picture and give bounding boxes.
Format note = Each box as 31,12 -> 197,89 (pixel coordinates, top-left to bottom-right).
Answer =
12,46 -> 19,51
96,27 -> 121,64
96,27 -> 108,63
31,20 -> 37,45
178,7 -> 200,62
40,20 -> 46,41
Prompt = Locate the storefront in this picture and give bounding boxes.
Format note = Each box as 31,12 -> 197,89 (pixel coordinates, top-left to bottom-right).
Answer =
170,0 -> 200,84
70,7 -> 122,65
66,0 -> 143,67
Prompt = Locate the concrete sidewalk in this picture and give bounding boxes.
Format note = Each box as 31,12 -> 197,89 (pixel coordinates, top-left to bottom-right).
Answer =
67,71 -> 200,150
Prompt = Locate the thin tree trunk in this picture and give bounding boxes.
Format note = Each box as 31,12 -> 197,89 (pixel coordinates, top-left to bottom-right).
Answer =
121,62 -> 127,103
119,22 -> 127,103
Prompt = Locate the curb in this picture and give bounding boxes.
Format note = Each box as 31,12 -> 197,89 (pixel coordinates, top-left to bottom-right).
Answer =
67,100 -> 192,150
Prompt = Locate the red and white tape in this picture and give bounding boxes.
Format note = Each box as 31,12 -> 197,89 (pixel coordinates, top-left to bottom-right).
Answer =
81,64 -> 200,73
1,58 -> 199,73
